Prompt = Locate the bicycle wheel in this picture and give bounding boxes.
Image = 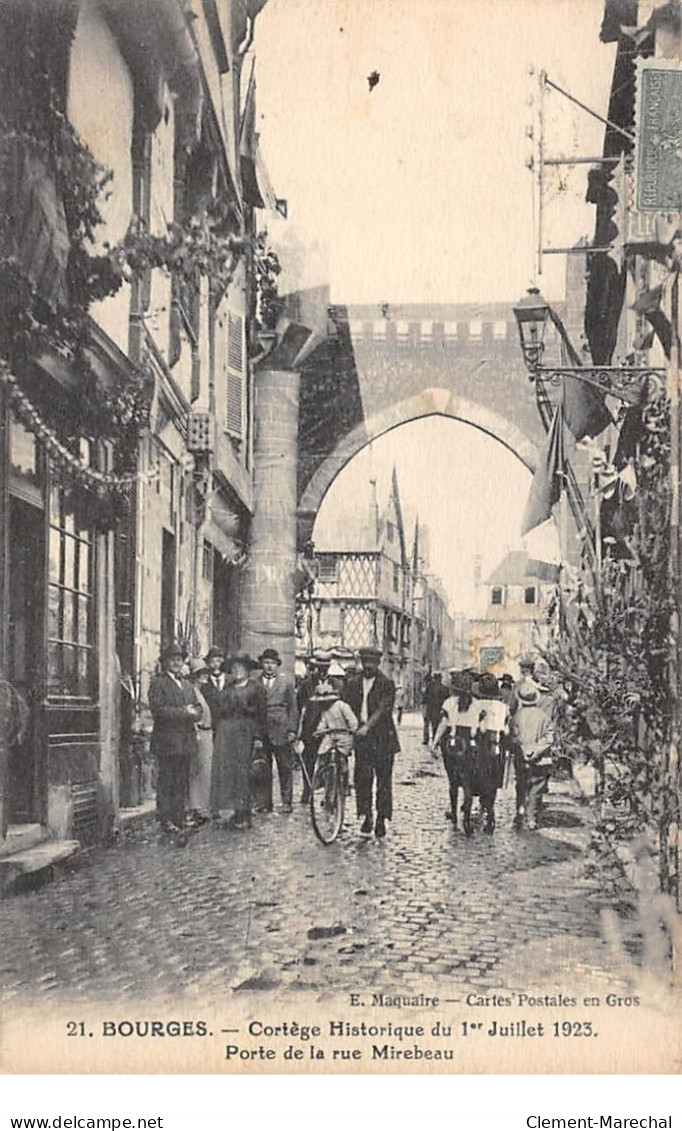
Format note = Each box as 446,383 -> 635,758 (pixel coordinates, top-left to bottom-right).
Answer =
310,754 -> 345,844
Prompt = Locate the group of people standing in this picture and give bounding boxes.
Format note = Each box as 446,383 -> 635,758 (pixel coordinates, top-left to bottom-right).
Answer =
148,642 -> 298,837
148,641 -> 402,842
426,654 -> 558,832
148,639 -> 558,843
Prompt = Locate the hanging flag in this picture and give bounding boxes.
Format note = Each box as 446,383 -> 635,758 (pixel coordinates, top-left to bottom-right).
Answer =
546,307 -> 612,439
521,402 -> 566,536
239,60 -> 265,209
563,372 -> 613,440
524,518 -> 562,582
631,285 -> 672,359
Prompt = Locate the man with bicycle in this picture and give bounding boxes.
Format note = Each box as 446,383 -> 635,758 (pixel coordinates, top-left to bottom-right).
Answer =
344,645 -> 400,839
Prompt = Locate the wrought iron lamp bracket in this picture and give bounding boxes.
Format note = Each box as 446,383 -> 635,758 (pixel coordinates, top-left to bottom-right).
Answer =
533,366 -> 665,405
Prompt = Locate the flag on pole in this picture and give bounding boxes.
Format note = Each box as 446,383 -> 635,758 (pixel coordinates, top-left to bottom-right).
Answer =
521,402 -> 566,536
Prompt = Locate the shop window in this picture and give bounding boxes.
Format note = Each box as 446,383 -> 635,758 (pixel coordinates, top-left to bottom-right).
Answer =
47,479 -> 96,700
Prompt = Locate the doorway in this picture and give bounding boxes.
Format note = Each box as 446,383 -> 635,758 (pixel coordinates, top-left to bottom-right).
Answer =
213,550 -> 239,656
8,495 -> 45,824
160,529 -> 176,647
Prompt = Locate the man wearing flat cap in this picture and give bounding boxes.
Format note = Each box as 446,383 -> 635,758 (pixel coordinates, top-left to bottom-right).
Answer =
344,645 -> 400,838
148,642 -> 202,834
254,647 -> 298,813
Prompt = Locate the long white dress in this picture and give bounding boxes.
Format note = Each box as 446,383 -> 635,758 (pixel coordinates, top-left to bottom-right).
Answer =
189,686 -> 213,816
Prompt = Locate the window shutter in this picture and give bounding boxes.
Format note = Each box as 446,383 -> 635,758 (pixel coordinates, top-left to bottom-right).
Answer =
226,312 -> 245,438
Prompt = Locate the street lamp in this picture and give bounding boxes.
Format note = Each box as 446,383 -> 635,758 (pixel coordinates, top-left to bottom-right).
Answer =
512,287 -> 664,405
513,287 -> 551,375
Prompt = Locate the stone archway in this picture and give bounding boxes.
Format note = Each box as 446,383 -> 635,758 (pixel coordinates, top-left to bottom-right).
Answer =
297,386 -> 538,547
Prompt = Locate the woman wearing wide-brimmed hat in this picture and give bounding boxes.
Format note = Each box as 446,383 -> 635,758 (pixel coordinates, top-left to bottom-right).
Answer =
210,653 -> 266,829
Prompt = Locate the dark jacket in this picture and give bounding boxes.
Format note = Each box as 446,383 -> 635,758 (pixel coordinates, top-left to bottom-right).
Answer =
148,672 -> 199,760
202,674 -> 229,730
257,671 -> 299,745
344,671 -> 400,756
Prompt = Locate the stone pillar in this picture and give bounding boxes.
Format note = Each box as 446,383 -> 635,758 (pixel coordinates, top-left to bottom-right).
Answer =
241,368 -> 300,678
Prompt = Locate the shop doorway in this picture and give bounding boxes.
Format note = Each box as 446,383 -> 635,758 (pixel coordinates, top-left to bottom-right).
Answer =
8,495 -> 45,824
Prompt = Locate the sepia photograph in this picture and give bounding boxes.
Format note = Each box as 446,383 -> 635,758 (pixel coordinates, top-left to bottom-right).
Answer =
0,0 -> 681,1076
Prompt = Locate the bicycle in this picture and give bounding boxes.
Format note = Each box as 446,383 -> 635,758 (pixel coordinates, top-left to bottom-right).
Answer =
308,731 -> 351,845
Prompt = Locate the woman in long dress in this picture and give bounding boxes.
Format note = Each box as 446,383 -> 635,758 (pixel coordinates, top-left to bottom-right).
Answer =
211,653 -> 266,829
187,658 -> 213,823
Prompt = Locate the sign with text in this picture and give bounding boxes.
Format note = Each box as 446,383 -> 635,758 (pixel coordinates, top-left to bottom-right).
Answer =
636,61 -> 682,212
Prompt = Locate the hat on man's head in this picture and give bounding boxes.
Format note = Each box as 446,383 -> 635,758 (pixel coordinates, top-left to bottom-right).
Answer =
204,645 -> 225,662
188,657 -> 207,677
478,672 -> 500,698
500,673 -> 514,688
517,678 -> 540,705
160,641 -> 184,664
358,645 -> 382,659
226,652 -> 254,672
259,648 -> 282,665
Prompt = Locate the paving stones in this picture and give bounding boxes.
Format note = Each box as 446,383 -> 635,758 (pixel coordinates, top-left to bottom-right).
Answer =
0,722 -> 646,1004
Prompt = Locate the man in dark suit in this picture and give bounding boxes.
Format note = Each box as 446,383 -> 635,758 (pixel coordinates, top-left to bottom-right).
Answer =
344,645 -> 400,839
202,645 -> 227,731
254,648 -> 299,813
148,642 -> 202,833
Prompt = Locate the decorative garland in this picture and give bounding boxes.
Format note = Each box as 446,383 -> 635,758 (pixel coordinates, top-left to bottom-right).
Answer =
0,360 -> 155,492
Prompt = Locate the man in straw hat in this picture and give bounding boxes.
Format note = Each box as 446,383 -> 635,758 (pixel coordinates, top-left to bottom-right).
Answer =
148,642 -> 202,835
343,645 -> 400,839
509,678 -> 555,831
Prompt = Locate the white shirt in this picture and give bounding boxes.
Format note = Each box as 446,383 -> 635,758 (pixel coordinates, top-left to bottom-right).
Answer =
478,697 -> 508,734
210,673 -> 225,692
441,697 -> 481,731
360,676 -> 376,723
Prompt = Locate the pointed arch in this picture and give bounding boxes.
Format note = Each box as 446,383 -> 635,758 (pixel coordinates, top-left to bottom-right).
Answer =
297,387 -> 538,547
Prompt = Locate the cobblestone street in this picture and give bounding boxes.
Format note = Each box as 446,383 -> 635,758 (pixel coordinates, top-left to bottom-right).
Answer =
1,720 -> 644,1007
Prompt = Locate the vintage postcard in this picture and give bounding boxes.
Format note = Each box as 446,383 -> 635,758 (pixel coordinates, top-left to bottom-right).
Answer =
0,0 -> 681,1078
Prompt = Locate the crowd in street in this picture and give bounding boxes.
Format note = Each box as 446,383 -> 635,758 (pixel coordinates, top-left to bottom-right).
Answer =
147,640 -> 563,846
423,656 -> 560,834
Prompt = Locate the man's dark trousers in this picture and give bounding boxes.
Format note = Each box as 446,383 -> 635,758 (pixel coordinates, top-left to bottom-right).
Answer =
260,740 -> 294,809
157,754 -> 190,828
354,736 -> 394,821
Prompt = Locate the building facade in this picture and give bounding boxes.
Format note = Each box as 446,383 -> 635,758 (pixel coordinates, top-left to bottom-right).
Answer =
0,0 -> 273,849
465,551 -> 556,679
300,470 -> 456,702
